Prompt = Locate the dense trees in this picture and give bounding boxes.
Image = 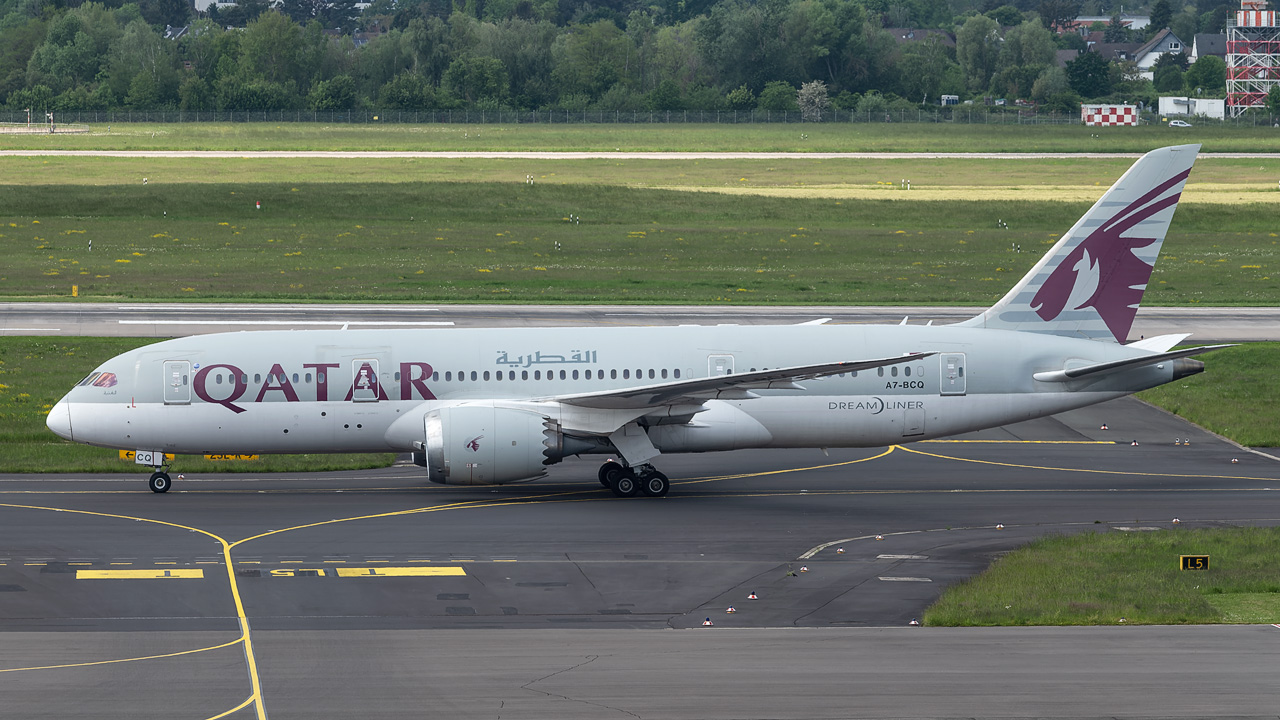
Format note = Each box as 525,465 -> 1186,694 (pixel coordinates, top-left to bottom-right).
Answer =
0,0 -> 1236,115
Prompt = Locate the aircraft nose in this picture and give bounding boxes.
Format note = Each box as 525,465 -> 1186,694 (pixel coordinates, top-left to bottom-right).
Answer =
46,399 -> 73,441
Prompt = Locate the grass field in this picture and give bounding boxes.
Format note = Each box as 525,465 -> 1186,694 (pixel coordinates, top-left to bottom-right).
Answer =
1137,343 -> 1280,447
925,526 -> 1280,626
2,339 -> 1273,475
2,180 -> 1278,304
3,122 -> 1280,153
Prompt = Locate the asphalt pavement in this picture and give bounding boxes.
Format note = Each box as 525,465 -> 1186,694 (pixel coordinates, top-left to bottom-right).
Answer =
3,396 -> 1280,718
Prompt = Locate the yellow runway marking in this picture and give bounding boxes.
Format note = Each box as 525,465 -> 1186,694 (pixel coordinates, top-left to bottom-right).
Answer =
204,696 -> 255,720
77,569 -> 203,579
335,567 -> 466,577
898,445 -> 1280,481
0,637 -> 242,674
678,446 -> 898,486
0,502 -> 267,720
922,439 -> 1114,444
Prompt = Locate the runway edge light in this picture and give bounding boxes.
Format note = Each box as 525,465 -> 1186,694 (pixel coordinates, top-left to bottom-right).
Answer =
702,618 -> 714,626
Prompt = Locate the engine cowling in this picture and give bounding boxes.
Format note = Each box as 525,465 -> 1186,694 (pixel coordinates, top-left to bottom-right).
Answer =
417,404 -> 552,485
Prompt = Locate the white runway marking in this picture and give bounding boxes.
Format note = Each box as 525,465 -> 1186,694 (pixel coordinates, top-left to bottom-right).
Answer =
878,576 -> 933,582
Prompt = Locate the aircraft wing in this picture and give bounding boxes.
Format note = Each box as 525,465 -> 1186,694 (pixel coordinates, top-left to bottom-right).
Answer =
545,352 -> 936,409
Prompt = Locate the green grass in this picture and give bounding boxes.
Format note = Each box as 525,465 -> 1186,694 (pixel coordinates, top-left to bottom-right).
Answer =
3,182 -> 1279,305
0,337 -> 395,473
1138,343 -> 1280,447
5,155 -> 1280,191
4,122 -> 1280,153
925,526 -> 1280,626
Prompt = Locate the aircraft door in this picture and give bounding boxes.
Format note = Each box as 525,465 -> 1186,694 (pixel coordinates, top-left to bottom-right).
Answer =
902,406 -> 925,436
940,353 -> 966,396
351,359 -> 382,402
708,354 -> 734,376
163,360 -> 191,405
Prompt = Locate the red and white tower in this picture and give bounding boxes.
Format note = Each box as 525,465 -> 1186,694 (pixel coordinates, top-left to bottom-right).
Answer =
1226,0 -> 1280,117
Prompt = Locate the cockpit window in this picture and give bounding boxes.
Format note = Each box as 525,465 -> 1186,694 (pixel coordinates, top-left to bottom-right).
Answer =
77,372 -> 102,387
90,372 -> 118,388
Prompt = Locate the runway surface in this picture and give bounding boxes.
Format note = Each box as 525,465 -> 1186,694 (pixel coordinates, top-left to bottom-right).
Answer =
3,396 -> 1280,718
4,302 -> 1279,342
4,150 -> 1280,160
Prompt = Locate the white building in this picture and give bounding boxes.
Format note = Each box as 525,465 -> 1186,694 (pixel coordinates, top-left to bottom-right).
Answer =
1159,96 -> 1226,120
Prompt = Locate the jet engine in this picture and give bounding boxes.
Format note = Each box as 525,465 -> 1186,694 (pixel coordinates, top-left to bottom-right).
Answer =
414,403 -> 555,485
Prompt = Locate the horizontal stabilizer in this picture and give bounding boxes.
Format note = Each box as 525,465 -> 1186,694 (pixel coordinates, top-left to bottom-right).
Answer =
1126,333 -> 1192,353
1032,344 -> 1234,383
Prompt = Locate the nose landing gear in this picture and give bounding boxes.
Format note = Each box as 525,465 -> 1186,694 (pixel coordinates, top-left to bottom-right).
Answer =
148,471 -> 172,493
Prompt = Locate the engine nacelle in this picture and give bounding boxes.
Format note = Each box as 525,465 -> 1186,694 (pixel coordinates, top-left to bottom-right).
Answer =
419,403 -> 552,485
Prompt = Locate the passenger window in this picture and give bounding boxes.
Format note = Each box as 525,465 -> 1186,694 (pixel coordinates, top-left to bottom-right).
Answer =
559,370 -> 566,380
623,369 -> 630,379
315,373 -> 323,384
483,371 -> 490,381
585,370 -> 592,379
470,371 -> 477,381
611,369 -> 618,379
522,371 -> 528,380
431,372 -> 438,381
394,372 -> 401,381
496,371 -> 502,381
215,374 -> 223,385
254,374 -> 261,384
674,369 -> 681,379
445,371 -> 452,381
661,369 -> 668,379
534,370 -> 541,380
891,367 -> 898,377
648,369 -> 655,379
572,370 -> 579,380
877,368 -> 884,377
904,367 -> 911,377
306,373 -> 312,383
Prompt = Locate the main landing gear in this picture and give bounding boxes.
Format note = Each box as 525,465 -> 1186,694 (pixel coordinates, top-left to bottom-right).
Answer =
597,461 -> 669,498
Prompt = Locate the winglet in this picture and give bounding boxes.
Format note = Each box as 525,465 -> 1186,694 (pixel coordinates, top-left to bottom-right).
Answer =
955,144 -> 1200,343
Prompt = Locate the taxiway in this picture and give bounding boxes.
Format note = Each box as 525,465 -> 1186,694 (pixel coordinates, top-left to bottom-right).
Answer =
3,396 -> 1280,718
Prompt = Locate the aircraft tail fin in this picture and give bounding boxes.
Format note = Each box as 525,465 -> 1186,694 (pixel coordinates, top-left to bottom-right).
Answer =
955,144 -> 1200,343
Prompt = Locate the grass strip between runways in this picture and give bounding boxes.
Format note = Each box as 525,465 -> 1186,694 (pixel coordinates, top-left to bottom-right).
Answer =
925,526 -> 1280,626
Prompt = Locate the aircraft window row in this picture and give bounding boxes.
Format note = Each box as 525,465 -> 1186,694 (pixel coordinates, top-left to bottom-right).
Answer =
874,366 -> 927,378
207,368 -> 693,386
434,368 -> 681,382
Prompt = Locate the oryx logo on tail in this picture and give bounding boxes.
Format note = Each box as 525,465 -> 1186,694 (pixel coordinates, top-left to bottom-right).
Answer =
956,145 -> 1199,343
1030,169 -> 1191,342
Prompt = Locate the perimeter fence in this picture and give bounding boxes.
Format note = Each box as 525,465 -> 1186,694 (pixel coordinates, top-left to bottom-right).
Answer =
3,108 -> 1275,126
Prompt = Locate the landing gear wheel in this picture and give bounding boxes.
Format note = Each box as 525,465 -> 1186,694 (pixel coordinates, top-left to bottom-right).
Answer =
639,471 -> 669,497
608,468 -> 639,498
148,471 -> 172,494
598,461 -> 623,488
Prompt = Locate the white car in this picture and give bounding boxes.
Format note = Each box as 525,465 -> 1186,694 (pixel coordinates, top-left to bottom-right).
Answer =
1169,119 -> 1192,127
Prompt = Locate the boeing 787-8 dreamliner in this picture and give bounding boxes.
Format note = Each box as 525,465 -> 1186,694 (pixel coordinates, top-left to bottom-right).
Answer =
47,144 -> 1227,496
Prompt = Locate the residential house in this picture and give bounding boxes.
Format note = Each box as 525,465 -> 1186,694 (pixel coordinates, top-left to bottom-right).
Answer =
1134,28 -> 1186,79
1190,33 -> 1227,63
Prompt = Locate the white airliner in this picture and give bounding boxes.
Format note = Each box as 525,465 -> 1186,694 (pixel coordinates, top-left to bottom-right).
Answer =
48,144 -> 1228,496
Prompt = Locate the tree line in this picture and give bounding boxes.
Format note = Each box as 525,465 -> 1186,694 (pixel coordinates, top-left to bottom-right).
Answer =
0,0 -> 1244,116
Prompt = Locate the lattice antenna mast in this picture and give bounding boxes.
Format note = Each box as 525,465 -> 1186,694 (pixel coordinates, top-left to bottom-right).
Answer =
1227,0 -> 1280,117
